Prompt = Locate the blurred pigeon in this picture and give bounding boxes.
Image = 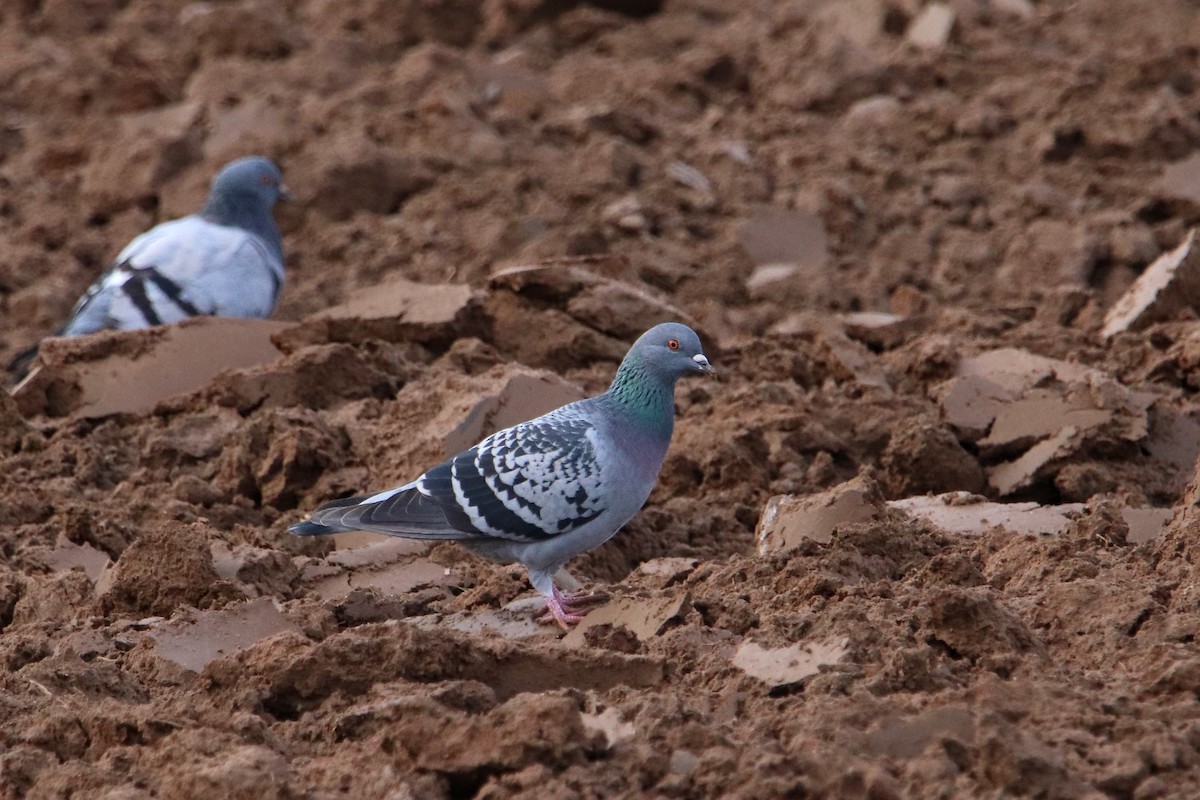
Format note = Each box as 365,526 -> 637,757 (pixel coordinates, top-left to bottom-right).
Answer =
292,322 -> 715,628
9,157 -> 290,377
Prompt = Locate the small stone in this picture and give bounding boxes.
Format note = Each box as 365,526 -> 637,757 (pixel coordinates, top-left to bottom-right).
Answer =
907,3 -> 956,49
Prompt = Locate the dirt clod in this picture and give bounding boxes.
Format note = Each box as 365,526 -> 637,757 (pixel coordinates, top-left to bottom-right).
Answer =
4,1 -> 1200,798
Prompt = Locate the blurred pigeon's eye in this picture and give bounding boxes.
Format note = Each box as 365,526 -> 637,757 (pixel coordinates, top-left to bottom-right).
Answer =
667,339 -> 680,350
260,175 -> 273,185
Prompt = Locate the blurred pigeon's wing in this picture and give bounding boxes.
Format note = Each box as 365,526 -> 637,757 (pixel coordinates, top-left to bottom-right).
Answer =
293,405 -> 608,543
60,217 -> 282,335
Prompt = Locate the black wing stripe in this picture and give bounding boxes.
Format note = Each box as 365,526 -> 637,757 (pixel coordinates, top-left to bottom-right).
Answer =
145,269 -> 204,317
121,274 -> 161,326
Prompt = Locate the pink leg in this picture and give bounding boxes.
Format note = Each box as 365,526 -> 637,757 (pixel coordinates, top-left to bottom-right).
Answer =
536,587 -> 611,629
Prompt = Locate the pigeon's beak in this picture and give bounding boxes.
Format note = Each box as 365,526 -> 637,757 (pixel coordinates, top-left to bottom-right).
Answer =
278,183 -> 297,203
692,353 -> 715,375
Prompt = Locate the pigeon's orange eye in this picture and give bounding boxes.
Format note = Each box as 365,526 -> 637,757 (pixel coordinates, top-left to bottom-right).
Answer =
260,175 -> 273,185
667,339 -> 680,350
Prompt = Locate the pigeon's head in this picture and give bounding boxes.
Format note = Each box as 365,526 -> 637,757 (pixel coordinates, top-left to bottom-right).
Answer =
631,322 -> 714,379
210,157 -> 292,209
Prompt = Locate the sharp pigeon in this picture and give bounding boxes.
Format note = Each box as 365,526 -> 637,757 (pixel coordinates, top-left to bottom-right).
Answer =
291,322 -> 715,628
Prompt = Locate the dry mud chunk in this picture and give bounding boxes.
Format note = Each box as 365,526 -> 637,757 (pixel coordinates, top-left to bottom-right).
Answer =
1102,230 -> 1200,339
354,364 -> 586,494
215,407 -> 350,510
303,136 -> 436,221
0,567 -> 23,630
880,418 -> 985,498
863,706 -> 975,759
770,313 -> 892,391
336,691 -> 597,784
14,318 -> 291,419
442,369 -> 585,454
80,102 -> 205,213
95,524 -> 236,616
0,390 -> 41,453
211,542 -> 302,596
40,538 -> 111,580
1154,455 -> 1200,566
987,425 -> 1080,495
899,495 -> 1169,544
999,219 -> 1098,290
757,473 -> 885,553
485,260 -> 707,370
301,0 -> 483,55
318,279 -> 476,335
924,587 -> 1040,664
310,558 -> 451,601
203,342 -> 413,412
159,743 -> 295,800
210,622 -> 662,717
737,206 -> 831,305
182,1 -> 304,60
11,572 -> 92,626
736,206 -> 829,268
839,311 -> 922,351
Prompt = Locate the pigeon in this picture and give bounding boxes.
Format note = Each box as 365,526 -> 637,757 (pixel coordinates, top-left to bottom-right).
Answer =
8,157 -> 290,378
61,156 -> 290,336
291,322 -> 715,628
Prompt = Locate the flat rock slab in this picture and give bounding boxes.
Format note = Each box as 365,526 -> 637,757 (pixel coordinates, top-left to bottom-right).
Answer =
275,278 -> 482,350
941,347 -> 1156,495
42,538 -> 111,580
736,206 -> 828,269
891,492 -> 1171,542
561,594 -> 689,648
892,493 -> 1086,537
757,474 -> 885,553
907,2 -> 956,49
150,597 -> 300,673
408,598 -> 552,642
732,638 -> 849,688
865,707 -> 975,759
1156,156 -> 1200,206
311,558 -> 452,601
13,317 -> 292,418
444,370 -> 585,456
1102,230 -> 1200,339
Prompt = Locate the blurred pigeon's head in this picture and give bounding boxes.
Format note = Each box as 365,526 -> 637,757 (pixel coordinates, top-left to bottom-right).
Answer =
629,322 -> 714,380
209,156 -> 291,209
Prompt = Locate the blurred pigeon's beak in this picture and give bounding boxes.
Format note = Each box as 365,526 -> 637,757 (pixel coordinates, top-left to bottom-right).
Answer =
278,183 -> 297,203
692,353 -> 715,375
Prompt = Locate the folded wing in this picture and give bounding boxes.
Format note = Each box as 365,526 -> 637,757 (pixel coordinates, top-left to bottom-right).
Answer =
292,406 -> 608,543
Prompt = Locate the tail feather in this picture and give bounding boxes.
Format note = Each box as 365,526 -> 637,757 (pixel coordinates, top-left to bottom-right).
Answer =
289,519 -> 347,536
290,484 -> 476,541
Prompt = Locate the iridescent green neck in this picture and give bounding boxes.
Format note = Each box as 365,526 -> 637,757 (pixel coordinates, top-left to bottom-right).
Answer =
602,356 -> 675,427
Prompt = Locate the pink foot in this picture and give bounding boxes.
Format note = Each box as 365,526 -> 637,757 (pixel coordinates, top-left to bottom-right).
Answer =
536,587 -> 610,629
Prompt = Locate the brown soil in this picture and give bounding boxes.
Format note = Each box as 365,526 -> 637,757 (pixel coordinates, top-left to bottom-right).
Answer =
4,1 -> 1200,797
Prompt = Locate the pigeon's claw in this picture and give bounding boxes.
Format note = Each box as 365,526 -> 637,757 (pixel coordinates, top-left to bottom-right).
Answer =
539,596 -> 587,629
536,587 -> 609,629
557,589 -> 610,612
